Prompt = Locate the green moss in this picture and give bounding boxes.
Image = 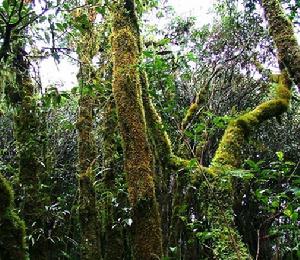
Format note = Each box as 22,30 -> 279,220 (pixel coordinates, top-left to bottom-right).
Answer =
0,174 -> 13,215
0,174 -> 26,259
208,69 -> 291,259
76,12 -> 101,259
181,103 -> 199,129
140,71 -> 173,166
212,71 -> 291,169
262,0 -> 300,89
111,2 -> 163,258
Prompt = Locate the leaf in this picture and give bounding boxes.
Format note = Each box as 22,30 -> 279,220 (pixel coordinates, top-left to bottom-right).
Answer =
230,170 -> 254,180
143,50 -> 153,58
158,38 -> 170,45
245,159 -> 260,172
2,0 -> 9,12
194,123 -> 205,133
271,200 -> 279,208
291,212 -> 298,222
284,208 -> 292,217
276,151 -> 284,161
169,247 -> 177,253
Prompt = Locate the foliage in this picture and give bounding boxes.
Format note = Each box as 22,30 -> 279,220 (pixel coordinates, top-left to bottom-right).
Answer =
0,0 -> 299,259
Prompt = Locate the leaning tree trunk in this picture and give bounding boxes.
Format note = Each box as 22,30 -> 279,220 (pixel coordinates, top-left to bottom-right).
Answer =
261,0 -> 300,91
0,174 -> 26,259
76,5 -> 101,259
110,1 -> 163,259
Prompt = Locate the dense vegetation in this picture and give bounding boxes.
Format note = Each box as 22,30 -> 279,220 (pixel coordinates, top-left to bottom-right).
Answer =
0,0 -> 299,259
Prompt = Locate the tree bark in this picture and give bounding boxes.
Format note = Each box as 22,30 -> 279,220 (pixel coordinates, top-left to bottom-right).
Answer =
261,0 -> 300,91
0,174 -> 26,259
111,1 -> 163,259
76,6 -> 101,259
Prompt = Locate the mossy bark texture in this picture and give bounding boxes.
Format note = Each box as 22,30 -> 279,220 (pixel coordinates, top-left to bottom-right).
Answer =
0,174 -> 26,259
9,46 -> 45,259
76,6 -> 101,259
205,72 -> 292,259
262,0 -> 300,91
111,1 -> 163,259
102,98 -> 125,260
213,72 -> 291,167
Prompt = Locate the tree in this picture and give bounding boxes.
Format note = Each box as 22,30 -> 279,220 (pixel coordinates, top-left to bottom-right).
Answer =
262,0 -> 300,91
0,0 -> 299,259
76,4 -> 101,259
0,174 -> 26,259
110,0 -> 163,258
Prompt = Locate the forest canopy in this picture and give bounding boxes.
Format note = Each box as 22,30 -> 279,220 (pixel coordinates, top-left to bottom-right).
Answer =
0,0 -> 299,259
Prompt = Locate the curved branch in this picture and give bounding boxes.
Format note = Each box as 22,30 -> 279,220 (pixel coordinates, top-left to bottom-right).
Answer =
212,70 -> 292,168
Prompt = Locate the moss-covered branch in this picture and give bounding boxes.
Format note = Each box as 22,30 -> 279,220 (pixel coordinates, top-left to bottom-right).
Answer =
181,66 -> 221,130
200,70 -> 292,259
262,0 -> 300,91
7,45 -> 47,259
212,71 -> 291,168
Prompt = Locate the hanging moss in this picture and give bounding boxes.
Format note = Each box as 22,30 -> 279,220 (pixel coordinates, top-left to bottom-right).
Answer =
0,174 -> 26,259
111,1 -> 163,259
262,0 -> 300,90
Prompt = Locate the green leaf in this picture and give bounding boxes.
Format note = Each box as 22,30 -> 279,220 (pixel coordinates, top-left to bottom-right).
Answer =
143,50 -> 153,58
194,123 -> 205,133
291,212 -> 298,222
245,159 -> 260,172
271,200 -> 279,208
2,0 -> 9,12
284,208 -> 292,217
276,151 -> 284,161
230,170 -> 254,180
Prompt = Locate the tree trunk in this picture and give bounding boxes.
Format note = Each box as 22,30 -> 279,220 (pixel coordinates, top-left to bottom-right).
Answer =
0,174 -> 26,259
261,0 -> 300,91
111,1 -> 163,259
76,6 -> 101,259
8,45 -> 47,260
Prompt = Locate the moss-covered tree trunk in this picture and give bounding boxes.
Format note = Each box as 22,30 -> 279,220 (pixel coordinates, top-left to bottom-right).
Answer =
261,0 -> 300,90
0,174 -> 26,259
7,45 -> 46,259
111,1 -> 163,259
76,6 -> 101,259
102,97 -> 125,260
